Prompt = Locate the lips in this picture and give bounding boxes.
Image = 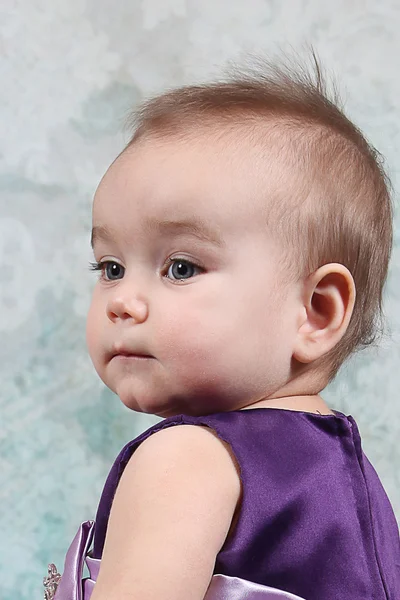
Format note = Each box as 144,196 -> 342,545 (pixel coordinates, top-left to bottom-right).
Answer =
109,347 -> 153,360
116,351 -> 152,358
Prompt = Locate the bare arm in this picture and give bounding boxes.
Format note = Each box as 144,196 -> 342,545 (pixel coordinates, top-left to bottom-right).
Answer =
90,424 -> 241,600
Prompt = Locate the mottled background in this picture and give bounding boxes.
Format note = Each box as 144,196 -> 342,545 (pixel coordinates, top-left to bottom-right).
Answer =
1,1 -> 399,598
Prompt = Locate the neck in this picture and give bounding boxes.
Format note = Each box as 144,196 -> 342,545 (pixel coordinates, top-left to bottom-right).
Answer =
241,394 -> 334,415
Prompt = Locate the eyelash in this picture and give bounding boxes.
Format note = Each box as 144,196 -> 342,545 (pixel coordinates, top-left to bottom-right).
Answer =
89,257 -> 204,282
89,261 -> 111,277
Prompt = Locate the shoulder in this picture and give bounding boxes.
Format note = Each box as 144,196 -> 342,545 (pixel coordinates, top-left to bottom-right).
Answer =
121,423 -> 241,502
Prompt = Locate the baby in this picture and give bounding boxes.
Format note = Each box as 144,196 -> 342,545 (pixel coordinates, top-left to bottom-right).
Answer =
50,57 -> 400,599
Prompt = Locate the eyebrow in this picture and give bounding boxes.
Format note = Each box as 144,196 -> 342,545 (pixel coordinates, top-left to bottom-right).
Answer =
91,225 -> 114,249
90,218 -> 225,249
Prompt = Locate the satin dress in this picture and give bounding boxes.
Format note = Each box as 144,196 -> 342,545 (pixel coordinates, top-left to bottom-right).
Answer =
48,409 -> 400,600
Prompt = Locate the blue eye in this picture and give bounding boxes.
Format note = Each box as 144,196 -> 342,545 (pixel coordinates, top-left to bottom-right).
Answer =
105,262 -> 124,280
165,259 -> 202,281
89,261 -> 125,280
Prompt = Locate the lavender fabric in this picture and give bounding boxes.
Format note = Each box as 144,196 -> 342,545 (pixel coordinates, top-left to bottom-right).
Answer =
206,575 -> 306,599
93,409 -> 400,599
54,520 -> 94,600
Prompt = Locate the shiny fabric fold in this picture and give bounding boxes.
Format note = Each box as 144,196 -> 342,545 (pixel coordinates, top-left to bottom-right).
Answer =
206,575 -> 306,599
54,520 -> 95,600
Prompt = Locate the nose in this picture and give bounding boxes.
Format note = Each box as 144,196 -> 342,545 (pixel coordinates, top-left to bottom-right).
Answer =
106,290 -> 149,324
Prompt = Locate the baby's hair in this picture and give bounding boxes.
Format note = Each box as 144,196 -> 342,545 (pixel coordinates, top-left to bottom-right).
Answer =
123,51 -> 393,381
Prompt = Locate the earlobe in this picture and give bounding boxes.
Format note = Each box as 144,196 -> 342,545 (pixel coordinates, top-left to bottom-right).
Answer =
293,264 -> 356,364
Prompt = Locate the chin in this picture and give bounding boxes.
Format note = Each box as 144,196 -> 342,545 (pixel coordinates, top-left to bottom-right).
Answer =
109,376 -> 228,418
113,385 -> 170,416
114,389 -> 196,418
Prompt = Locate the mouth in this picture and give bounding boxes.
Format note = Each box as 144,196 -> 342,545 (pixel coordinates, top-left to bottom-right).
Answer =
110,349 -> 154,361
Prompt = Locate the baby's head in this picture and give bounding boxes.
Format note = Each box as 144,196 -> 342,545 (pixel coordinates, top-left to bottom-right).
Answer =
86,57 -> 393,417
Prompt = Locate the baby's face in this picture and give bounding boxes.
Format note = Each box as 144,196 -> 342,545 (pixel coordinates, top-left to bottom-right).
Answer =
87,133 -> 303,417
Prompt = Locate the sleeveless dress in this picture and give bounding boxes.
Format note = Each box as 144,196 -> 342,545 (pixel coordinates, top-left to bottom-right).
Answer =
49,409 -> 400,600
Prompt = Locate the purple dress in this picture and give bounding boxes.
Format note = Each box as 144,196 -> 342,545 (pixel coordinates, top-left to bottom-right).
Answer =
92,409 -> 400,599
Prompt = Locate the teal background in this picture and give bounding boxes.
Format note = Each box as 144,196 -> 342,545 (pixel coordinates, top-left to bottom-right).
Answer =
0,1 -> 399,598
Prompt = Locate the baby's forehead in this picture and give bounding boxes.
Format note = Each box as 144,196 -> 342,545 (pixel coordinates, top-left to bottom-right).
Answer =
93,125 -> 305,260
106,125 -> 297,205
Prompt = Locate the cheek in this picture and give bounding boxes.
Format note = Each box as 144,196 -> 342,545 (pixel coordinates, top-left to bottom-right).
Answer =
154,299 -> 218,364
155,292 -> 240,369
156,312 -> 210,358
86,297 -> 102,361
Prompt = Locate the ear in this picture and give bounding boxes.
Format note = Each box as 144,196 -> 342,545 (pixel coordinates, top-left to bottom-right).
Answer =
293,263 -> 356,364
